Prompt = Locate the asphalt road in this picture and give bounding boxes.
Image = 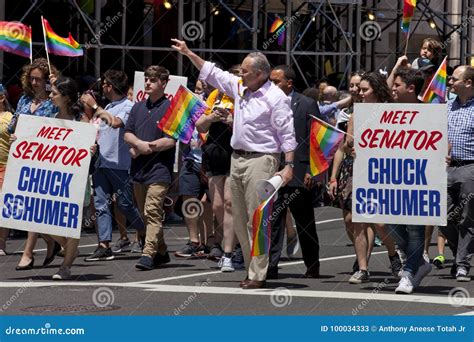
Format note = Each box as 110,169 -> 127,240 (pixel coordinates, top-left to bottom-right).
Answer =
0,206 -> 473,316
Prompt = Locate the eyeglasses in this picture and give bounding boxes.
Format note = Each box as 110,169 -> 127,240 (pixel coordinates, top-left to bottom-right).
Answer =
29,76 -> 45,83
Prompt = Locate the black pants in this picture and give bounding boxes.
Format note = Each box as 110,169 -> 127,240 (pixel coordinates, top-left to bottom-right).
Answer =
269,186 -> 320,271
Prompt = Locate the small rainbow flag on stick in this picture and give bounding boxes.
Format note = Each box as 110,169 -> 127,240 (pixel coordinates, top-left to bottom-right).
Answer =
251,195 -> 275,257
401,0 -> 416,33
158,85 -> 208,144
269,16 -> 285,46
0,21 -> 31,58
421,56 -> 447,103
42,17 -> 83,57
310,116 -> 345,176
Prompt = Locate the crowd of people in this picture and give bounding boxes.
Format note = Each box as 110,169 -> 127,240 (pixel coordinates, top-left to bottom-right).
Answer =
0,36 -> 472,295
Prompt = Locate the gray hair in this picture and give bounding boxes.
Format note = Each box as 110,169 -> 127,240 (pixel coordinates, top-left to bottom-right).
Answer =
246,52 -> 271,78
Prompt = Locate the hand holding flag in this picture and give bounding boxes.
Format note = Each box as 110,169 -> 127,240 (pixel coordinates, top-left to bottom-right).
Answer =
309,116 -> 345,176
157,85 -> 208,144
420,56 -> 447,103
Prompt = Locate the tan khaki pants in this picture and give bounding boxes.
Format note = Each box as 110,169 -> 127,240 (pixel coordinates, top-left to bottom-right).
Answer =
134,182 -> 169,257
230,152 -> 279,281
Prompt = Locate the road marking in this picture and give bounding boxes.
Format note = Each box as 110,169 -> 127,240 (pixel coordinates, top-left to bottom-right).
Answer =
12,218 -> 344,254
13,243 -> 98,254
0,281 -> 469,307
13,237 -> 192,254
143,284 -> 474,307
316,218 -> 343,224
131,270 -> 224,284
130,251 -> 387,284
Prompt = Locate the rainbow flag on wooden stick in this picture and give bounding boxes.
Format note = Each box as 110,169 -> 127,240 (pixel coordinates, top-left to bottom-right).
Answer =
310,117 -> 345,176
401,0 -> 416,33
251,195 -> 275,257
421,56 -> 447,103
0,21 -> 31,58
42,18 -> 83,57
158,85 -> 208,144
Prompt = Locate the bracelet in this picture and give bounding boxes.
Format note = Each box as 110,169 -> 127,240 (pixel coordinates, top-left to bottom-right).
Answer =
329,179 -> 337,184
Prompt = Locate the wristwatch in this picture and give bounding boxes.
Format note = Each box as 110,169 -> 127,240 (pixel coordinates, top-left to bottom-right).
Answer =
91,103 -> 98,111
284,161 -> 295,168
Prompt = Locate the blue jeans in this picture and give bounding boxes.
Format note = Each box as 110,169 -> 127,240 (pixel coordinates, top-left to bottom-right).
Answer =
388,224 -> 425,276
93,168 -> 145,243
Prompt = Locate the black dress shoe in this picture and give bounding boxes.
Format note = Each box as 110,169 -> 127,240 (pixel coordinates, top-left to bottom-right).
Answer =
16,258 -> 34,271
304,267 -> 320,278
241,280 -> 266,289
43,242 -> 62,267
267,267 -> 279,279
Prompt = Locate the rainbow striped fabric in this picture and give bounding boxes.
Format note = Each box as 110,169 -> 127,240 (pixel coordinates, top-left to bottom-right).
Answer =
251,195 -> 275,257
0,21 -> 31,58
401,0 -> 416,33
269,17 -> 285,46
43,18 -> 83,57
310,118 -> 345,176
158,85 -> 208,144
421,56 -> 447,103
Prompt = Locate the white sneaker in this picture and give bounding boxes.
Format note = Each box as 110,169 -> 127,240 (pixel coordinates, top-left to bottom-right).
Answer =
349,270 -> 370,284
395,275 -> 414,294
412,261 -> 432,287
456,267 -> 471,282
219,257 -> 235,272
52,266 -> 71,280
422,252 -> 430,263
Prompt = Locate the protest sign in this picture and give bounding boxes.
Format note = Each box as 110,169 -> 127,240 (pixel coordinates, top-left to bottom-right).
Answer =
0,115 -> 97,239
132,71 -> 188,103
352,103 -> 447,226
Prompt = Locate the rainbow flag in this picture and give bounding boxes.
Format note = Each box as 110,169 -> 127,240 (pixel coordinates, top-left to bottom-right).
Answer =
421,56 -> 447,103
158,85 -> 208,144
310,117 -> 345,176
269,16 -> 285,46
0,21 -> 31,58
42,18 -> 83,57
251,195 -> 275,257
401,0 -> 416,33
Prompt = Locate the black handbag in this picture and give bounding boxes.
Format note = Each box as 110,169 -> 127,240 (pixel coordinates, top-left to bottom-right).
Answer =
89,144 -> 100,175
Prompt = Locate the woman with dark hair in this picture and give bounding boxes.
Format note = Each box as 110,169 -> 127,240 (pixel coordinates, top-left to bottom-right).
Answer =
0,84 -> 14,255
344,72 -> 402,284
327,71 -> 363,273
358,72 -> 394,104
48,76 -> 91,280
14,58 -> 62,270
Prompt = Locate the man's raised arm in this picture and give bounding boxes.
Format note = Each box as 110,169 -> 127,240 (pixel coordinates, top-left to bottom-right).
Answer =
171,39 -> 205,71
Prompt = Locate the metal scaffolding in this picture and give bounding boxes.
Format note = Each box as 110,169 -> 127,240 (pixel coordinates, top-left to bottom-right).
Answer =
1,0 -> 473,86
